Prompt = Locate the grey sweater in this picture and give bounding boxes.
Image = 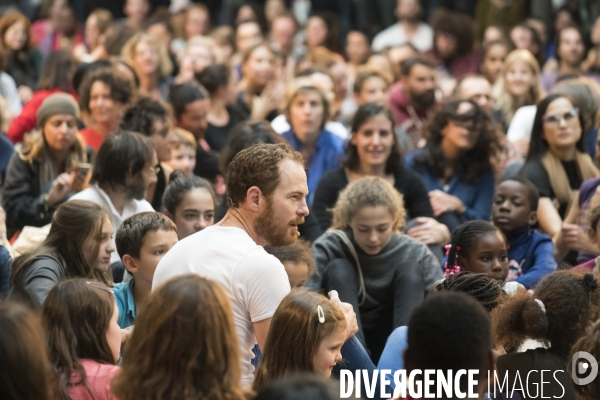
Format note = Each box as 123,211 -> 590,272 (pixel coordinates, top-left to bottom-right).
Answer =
9,254 -> 65,309
308,231 -> 443,295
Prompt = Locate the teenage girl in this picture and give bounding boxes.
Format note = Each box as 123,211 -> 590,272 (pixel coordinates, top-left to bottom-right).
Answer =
162,170 -> 217,240
42,278 -> 121,400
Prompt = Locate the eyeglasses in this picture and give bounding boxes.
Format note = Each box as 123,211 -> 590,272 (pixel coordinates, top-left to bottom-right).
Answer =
450,113 -> 475,129
542,108 -> 579,124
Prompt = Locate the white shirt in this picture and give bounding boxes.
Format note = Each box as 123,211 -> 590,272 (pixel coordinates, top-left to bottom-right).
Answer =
152,225 -> 291,387
70,184 -> 154,263
372,22 -> 433,52
507,105 -> 537,142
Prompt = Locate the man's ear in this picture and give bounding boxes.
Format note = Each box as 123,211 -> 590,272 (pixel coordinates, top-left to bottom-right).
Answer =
528,210 -> 538,227
246,186 -> 262,211
122,254 -> 139,274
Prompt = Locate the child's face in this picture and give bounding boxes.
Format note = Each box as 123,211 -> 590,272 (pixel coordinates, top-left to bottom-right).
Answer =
313,326 -> 345,378
107,299 -> 121,363
283,261 -> 309,288
492,180 -> 536,233
356,77 -> 388,106
349,206 -> 394,255
461,231 -> 509,284
168,145 -> 196,176
82,216 -> 115,273
173,188 -> 215,240
131,229 -> 179,284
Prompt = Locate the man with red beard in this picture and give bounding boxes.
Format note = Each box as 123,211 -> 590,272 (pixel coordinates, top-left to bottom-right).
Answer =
152,143 -> 357,387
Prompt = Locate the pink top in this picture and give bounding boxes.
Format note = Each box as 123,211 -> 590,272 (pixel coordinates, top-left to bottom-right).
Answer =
66,359 -> 120,400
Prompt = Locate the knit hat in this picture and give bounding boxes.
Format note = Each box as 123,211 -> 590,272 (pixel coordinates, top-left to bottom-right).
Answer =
36,93 -> 81,129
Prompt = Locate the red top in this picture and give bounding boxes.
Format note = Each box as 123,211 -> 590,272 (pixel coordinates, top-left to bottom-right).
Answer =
7,88 -> 62,144
79,127 -> 104,152
66,359 -> 120,400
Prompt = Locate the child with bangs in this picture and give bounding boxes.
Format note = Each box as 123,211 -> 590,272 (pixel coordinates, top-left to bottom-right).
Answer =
252,290 -> 347,391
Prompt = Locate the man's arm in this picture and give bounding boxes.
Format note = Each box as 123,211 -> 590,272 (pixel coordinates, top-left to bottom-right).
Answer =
253,318 -> 272,352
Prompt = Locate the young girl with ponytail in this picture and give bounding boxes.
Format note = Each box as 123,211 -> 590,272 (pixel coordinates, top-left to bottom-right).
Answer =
493,271 -> 600,400
443,220 -> 525,294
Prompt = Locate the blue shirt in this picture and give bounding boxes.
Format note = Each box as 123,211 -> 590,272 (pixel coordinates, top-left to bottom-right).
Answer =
405,149 -> 495,232
113,280 -> 137,329
506,227 -> 557,289
282,129 -> 345,205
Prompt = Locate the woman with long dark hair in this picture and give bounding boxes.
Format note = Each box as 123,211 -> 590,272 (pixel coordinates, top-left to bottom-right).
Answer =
9,200 -> 115,309
405,99 -> 499,232
520,94 -> 600,250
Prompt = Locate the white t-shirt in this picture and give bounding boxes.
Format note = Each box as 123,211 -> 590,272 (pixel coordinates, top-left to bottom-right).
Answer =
152,225 -> 291,387
507,105 -> 537,142
372,22 -> 433,52
69,184 -> 155,263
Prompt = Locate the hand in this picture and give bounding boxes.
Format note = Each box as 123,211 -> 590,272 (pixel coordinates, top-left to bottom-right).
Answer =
250,80 -> 285,121
18,85 -> 33,103
510,138 -> 530,159
407,217 -> 451,245
560,223 -> 597,253
120,326 -> 134,347
328,290 -> 358,340
46,172 -> 75,207
428,190 -> 464,217
70,170 -> 88,193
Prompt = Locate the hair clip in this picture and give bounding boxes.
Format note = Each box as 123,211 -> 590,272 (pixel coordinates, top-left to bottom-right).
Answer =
534,298 -> 546,313
317,305 -> 325,323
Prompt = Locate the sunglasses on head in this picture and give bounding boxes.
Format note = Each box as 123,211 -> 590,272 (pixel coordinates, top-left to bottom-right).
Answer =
542,108 -> 579,124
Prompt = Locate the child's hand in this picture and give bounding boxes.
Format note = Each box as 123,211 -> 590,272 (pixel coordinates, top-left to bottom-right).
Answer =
328,290 -> 358,340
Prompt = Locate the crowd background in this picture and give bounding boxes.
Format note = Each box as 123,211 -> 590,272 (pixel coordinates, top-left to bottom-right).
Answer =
3,0 -> 600,399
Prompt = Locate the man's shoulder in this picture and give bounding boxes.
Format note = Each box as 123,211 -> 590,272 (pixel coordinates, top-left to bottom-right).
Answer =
70,186 -> 101,202
132,198 -> 155,212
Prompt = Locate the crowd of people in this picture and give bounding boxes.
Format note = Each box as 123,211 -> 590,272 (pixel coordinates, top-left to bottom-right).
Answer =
2,0 -> 600,399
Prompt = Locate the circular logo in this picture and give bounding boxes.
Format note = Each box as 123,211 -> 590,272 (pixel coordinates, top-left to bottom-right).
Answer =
572,351 -> 599,386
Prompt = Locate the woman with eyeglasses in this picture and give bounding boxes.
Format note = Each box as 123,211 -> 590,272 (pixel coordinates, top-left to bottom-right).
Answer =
405,99 -> 499,232
520,94 -> 600,262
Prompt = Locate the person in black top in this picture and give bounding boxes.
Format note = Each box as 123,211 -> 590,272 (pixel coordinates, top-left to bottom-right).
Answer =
195,64 -> 246,152
120,96 -> 178,210
493,271 -> 600,400
519,94 -> 600,245
312,103 -> 450,248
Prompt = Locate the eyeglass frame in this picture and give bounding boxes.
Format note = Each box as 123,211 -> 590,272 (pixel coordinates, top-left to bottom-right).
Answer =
542,107 -> 580,124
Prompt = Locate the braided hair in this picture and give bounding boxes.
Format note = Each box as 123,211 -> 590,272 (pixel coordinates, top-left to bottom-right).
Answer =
445,221 -> 502,276
436,272 -> 504,313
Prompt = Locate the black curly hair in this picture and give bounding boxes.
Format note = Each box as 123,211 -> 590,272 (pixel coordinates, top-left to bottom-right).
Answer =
436,271 -> 505,313
493,270 -> 600,354
416,99 -> 499,185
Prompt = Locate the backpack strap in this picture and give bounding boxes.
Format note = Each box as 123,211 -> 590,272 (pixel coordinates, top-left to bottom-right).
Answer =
331,230 -> 366,306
